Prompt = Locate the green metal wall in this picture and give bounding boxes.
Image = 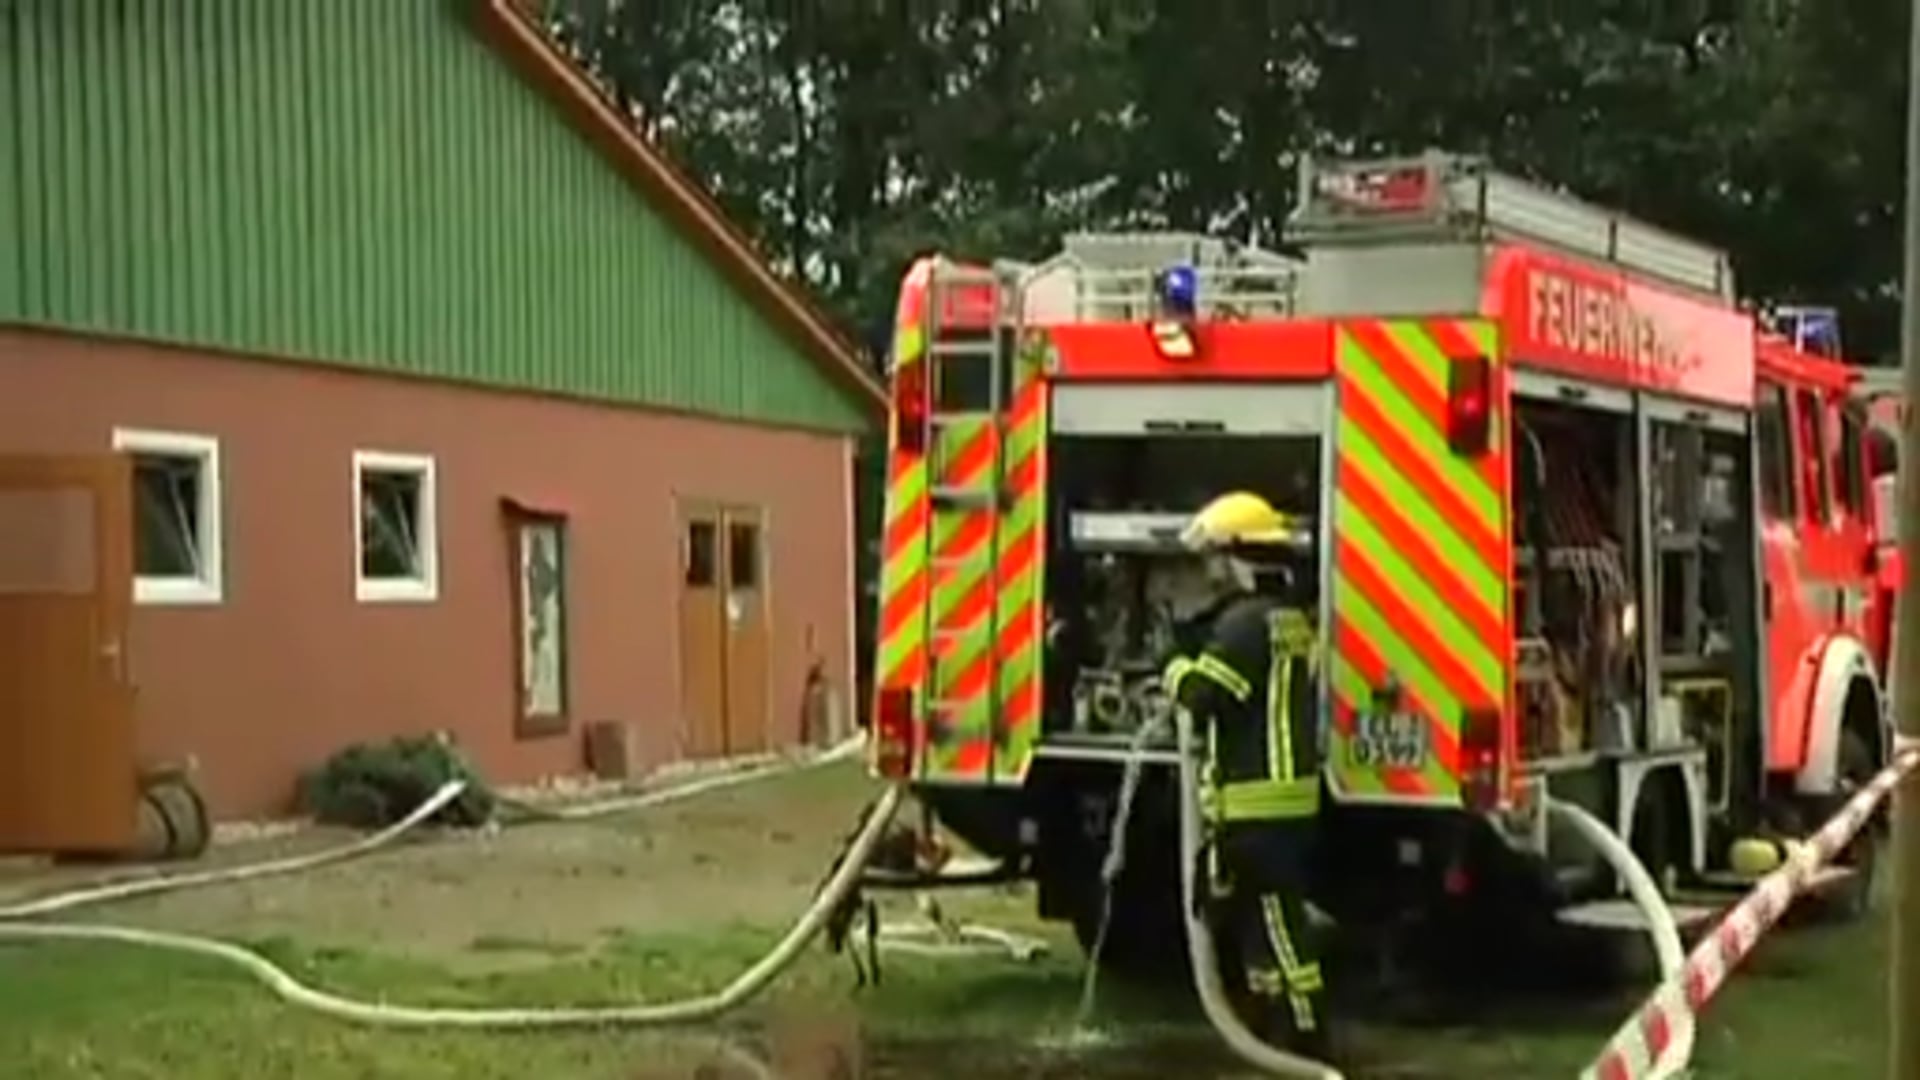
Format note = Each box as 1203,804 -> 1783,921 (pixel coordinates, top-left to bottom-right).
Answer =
0,0 -> 868,434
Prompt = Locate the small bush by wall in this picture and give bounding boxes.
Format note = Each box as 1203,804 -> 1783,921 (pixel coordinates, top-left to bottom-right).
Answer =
298,733 -> 495,829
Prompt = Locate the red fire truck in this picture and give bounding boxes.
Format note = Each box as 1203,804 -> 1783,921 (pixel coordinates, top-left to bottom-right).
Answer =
867,152 -> 1901,973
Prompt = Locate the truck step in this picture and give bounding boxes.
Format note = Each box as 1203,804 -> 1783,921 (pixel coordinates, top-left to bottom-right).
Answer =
930,485 -> 1000,509
1556,899 -> 1721,933
928,410 -> 1001,426
1032,738 -> 1181,767
1694,864 -> 1857,895
925,697 -> 991,713
928,337 -> 1001,360
929,555 -> 986,571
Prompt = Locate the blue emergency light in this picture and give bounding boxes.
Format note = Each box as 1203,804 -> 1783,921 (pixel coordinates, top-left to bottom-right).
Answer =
1797,309 -> 1841,356
1156,263 -> 1199,319
1771,305 -> 1844,358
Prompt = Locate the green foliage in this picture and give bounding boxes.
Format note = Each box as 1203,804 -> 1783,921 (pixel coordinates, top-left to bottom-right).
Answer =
298,734 -> 495,829
543,0 -> 1912,365
540,1 -> 1915,710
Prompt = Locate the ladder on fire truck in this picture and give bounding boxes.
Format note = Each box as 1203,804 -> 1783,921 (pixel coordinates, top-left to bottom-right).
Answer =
916,259 -> 1022,771
1023,233 -> 1299,322
907,236 -> 1302,777
1285,150 -> 1737,301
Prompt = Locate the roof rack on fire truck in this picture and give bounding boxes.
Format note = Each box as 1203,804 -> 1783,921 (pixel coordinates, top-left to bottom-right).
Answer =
1015,231 -> 1301,324
1285,150 -> 1738,301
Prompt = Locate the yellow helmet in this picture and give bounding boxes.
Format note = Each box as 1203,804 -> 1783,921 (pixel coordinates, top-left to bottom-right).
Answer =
1179,491 -> 1296,551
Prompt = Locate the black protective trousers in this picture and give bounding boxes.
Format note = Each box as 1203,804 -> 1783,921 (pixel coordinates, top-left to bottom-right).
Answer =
1213,828 -> 1330,1059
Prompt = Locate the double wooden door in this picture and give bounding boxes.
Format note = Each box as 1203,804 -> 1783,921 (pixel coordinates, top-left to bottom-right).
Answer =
678,503 -> 768,759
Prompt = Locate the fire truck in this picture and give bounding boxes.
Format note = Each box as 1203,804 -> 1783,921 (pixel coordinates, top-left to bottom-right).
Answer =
867,151 -> 1902,974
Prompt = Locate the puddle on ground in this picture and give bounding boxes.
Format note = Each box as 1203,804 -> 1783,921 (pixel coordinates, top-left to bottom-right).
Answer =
845,1032 -> 1471,1079
865,1030 -> 1253,1079
646,925 -> 1646,1079
647,1005 -> 1583,1079
651,1014 -> 1257,1079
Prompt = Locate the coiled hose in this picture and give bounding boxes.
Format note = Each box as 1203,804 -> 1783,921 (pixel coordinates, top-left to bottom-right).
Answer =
1172,708 -> 1345,1080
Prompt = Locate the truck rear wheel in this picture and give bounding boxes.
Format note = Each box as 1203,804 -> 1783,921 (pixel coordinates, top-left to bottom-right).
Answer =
1069,863 -> 1190,981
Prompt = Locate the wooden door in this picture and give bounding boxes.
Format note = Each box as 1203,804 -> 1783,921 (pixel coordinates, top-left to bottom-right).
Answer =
677,506 -> 727,759
721,509 -> 769,756
0,455 -> 137,854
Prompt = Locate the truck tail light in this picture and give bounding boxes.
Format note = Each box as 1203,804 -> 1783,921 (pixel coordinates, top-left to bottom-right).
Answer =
892,361 -> 928,454
1460,706 -> 1503,813
874,687 -> 917,780
1150,320 -> 1198,360
1447,354 -> 1493,456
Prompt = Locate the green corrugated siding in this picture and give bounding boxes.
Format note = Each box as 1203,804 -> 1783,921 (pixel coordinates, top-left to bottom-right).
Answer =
0,0 -> 867,433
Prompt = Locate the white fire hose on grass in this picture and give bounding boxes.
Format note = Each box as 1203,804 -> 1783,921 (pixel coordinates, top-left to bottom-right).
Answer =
0,784 -> 905,1028
0,735 -> 1039,1031
1,736 -> 865,920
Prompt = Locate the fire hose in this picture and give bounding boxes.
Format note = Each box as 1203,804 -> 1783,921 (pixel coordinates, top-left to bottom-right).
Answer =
1169,707 -> 1690,1080
1549,795 -> 1694,1074
1,738 -> 866,920
1172,706 -> 1345,1080
1582,745 -> 1920,1080
0,737 -> 1035,1032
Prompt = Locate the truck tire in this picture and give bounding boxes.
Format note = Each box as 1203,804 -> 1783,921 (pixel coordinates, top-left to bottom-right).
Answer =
1629,770 -> 1689,901
1801,727 -> 1880,923
1069,865 -> 1190,981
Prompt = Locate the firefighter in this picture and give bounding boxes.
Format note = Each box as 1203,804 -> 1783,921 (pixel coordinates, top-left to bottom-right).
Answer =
1159,490 -> 1332,1061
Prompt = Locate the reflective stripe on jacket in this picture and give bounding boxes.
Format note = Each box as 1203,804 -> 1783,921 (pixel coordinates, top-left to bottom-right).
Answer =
1162,593 -> 1322,823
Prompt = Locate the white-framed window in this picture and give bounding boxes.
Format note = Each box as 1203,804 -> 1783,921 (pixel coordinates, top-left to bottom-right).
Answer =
112,428 -> 225,606
352,450 -> 439,603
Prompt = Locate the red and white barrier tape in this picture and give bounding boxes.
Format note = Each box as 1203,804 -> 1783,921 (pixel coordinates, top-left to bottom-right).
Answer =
1581,746 -> 1920,1080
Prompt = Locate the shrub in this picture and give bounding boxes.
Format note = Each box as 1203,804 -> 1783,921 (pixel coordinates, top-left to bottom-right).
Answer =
298,733 -> 496,829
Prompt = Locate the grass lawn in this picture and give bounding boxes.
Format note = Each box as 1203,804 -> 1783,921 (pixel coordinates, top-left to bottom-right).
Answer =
0,898 -> 1890,1078
1353,911 -> 1888,1078
0,759 -> 1893,1078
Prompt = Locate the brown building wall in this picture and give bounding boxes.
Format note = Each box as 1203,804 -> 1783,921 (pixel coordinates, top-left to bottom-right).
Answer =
0,328 -> 858,819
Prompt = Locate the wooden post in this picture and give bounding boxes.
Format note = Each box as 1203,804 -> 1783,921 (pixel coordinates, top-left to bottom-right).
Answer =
1890,1 -> 1920,1073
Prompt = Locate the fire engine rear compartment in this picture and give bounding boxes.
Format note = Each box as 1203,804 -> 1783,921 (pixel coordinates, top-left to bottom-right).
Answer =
1508,394 -> 1761,780
1511,398 -> 1644,764
1039,386 -> 1327,745
1504,388 -> 1765,903
1011,386 -> 1327,960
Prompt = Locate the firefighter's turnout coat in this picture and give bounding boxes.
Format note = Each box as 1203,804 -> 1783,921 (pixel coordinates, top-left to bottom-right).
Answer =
1163,590 -> 1329,1048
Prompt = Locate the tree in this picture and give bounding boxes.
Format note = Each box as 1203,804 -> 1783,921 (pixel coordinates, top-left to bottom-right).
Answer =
547,0 -> 1913,360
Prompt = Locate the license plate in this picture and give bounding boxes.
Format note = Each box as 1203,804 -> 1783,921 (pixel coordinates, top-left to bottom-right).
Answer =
1348,707 -> 1430,769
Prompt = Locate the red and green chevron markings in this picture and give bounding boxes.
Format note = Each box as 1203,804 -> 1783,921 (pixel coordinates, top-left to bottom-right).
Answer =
1328,318 -> 1509,805
874,319 -> 1048,785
